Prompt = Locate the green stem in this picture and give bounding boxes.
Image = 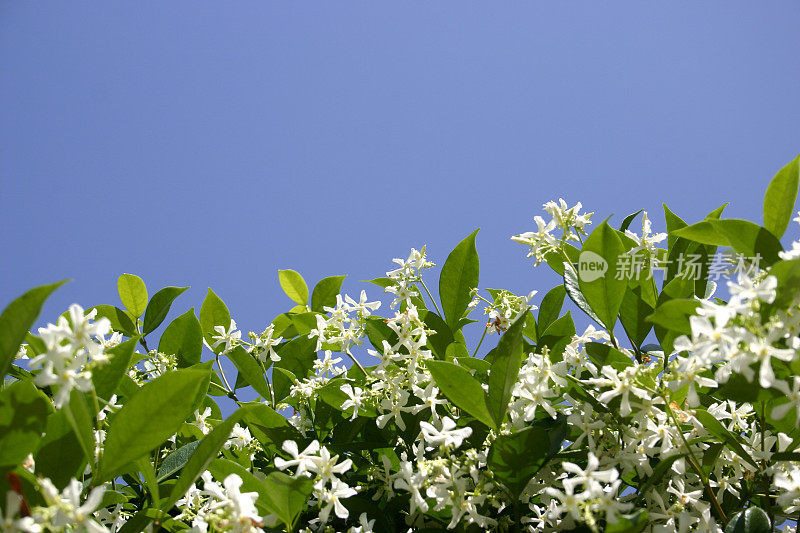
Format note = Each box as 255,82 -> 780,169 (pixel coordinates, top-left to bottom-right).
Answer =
215,355 -> 239,402
419,279 -> 443,316
472,327 -> 488,358
665,401 -> 727,525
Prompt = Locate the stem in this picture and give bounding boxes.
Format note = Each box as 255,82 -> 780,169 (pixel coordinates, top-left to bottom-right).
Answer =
419,279 -> 443,316
760,402 -> 775,529
472,327 -> 488,358
346,350 -> 368,376
665,402 -> 727,525
215,355 -> 239,402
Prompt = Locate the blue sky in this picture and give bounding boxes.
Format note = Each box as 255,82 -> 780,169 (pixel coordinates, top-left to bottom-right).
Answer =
2,2 -> 799,380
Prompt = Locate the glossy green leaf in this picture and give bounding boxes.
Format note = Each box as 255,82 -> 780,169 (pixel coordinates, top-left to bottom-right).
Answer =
584,342 -> 634,371
439,229 -> 480,330
693,409 -> 757,469
487,415 -> 566,499
241,403 -> 301,451
35,410 -> 85,488
764,258 -> 800,312
199,288 -> 231,349
420,310 -> 454,360
259,471 -> 315,531
537,311 -> 576,351
671,219 -> 782,266
487,312 -> 526,427
646,299 -> 699,335
96,367 -> 211,482
578,221 -> 627,330
724,506 -> 771,533
563,264 -> 604,327
65,389 -> 96,468
311,275 -> 347,312
142,286 -> 189,335
0,280 -> 67,379
156,440 -> 201,482
763,154 -> 800,239
117,273 -> 148,318
273,336 -> 317,401
158,308 -> 203,367
90,305 -> 137,337
619,209 -> 643,232
278,269 -> 309,305
426,360 -> 494,428
92,338 -> 137,402
618,285 -> 654,350
537,285 -> 566,334
226,346 -> 271,400
0,380 -> 52,467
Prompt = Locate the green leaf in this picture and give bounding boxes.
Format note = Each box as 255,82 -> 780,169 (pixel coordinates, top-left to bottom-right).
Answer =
64,389 -> 96,468
487,415 -> 567,499
90,305 -> 137,337
364,316 -> 397,354
162,405 -> 255,512
96,367 -> 211,482
199,288 -> 231,349
606,510 -> 649,533
273,336 -> 317,401
646,299 -> 700,335
563,264 -> 604,327
537,285 -> 566,334
671,219 -> 782,266
578,221 -> 627,330
663,203 -> 688,252
619,209 -> 643,232
724,506 -> 771,533
158,309 -> 203,368
259,471 -> 315,531
618,285 -> 654,350
92,338 -> 137,402
544,242 -> 580,276
226,346 -> 271,400
35,410 -> 85,488
763,258 -> 800,313
487,312 -> 526,427
311,275 -> 347,312
420,310 -> 454,360
0,380 -> 52,467
0,280 -> 67,379
439,229 -> 480,330
584,342 -> 634,371
693,409 -> 757,469
207,458 -> 274,512
635,453 -> 685,504
426,360 -> 494,428
142,286 -> 189,335
537,311 -> 576,351
241,403 -> 301,451
156,440 -> 201,482
763,154 -> 800,239
118,273 -> 148,317
278,269 -> 309,305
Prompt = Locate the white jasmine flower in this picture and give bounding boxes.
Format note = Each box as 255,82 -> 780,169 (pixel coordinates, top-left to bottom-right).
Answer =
419,417 -> 472,450
210,319 -> 241,354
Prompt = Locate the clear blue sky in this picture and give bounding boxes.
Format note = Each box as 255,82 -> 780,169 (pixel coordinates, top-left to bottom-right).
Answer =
2,3 -> 799,374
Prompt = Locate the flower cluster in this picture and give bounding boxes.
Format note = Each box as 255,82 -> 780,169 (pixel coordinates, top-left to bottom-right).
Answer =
511,198 -> 594,266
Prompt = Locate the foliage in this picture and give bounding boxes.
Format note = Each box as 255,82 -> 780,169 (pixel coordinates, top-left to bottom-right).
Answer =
2,156 -> 800,532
